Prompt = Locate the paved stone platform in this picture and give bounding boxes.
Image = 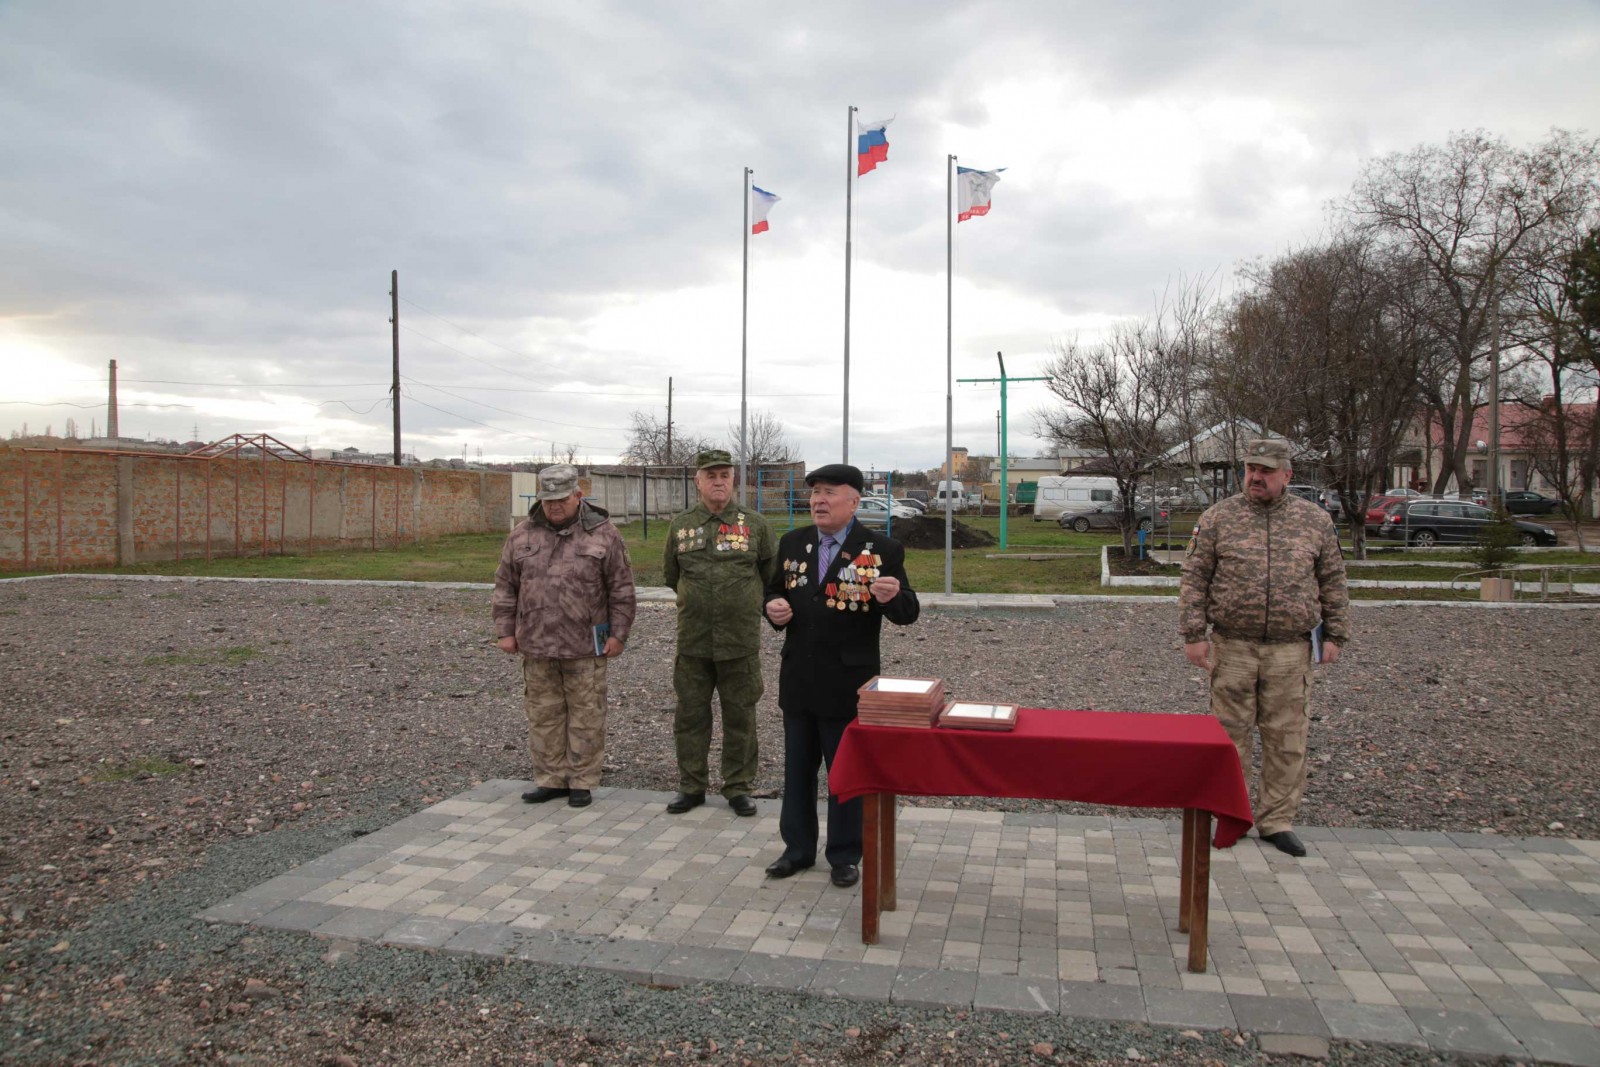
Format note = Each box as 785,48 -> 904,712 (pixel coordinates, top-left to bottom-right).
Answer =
200,782 -> 1600,1065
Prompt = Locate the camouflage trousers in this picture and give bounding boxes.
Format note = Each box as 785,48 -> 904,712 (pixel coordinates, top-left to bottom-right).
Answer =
672,653 -> 762,798
522,655 -> 608,790
1209,634 -> 1314,836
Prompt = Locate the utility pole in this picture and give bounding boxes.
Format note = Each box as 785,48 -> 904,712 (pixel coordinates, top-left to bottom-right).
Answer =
958,352 -> 1046,549
666,377 -> 673,465
107,359 -> 119,439
390,270 -> 401,465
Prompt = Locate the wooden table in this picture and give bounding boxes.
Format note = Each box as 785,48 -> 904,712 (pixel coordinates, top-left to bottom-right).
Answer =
829,708 -> 1254,973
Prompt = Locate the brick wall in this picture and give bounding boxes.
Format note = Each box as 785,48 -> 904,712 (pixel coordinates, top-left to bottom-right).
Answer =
0,447 -> 510,570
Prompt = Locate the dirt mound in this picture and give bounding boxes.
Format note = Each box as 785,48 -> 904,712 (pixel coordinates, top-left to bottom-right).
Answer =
889,515 -> 997,549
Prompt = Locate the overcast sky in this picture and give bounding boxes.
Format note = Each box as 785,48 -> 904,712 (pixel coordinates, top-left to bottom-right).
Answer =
5,1 -> 1598,472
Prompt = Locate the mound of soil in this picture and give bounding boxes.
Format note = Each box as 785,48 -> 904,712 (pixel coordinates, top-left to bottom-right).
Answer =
890,515 -> 997,549
1106,544 -> 1183,576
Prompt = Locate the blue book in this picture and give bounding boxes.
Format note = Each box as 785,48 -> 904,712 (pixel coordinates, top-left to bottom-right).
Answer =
592,622 -> 610,657
1310,621 -> 1324,664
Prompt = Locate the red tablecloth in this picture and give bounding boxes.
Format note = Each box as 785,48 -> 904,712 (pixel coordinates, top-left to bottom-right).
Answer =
830,708 -> 1254,848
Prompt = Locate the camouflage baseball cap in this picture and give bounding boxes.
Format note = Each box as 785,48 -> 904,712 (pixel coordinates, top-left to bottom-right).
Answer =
535,464 -> 581,500
696,448 -> 734,470
1243,438 -> 1291,470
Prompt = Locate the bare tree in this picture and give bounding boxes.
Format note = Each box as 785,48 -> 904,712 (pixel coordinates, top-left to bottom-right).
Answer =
1036,320 -> 1183,553
1509,222 -> 1600,545
621,411 -> 712,467
1223,236 -> 1432,557
1347,129 -> 1599,496
725,409 -> 797,466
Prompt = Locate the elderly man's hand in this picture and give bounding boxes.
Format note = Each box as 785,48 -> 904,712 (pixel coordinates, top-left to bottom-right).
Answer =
869,575 -> 900,603
1320,642 -> 1341,665
765,597 -> 793,625
1184,640 -> 1213,672
603,636 -> 624,658
496,636 -> 518,655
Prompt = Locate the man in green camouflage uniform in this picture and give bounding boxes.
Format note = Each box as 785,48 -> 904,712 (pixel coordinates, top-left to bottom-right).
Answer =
662,449 -> 779,816
1179,438 -> 1349,857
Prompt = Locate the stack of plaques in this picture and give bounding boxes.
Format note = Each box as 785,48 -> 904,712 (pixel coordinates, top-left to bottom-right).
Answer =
856,676 -> 945,728
937,701 -> 1019,732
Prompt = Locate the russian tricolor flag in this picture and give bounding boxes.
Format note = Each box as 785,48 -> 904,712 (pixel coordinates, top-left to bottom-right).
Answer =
856,118 -> 892,176
751,186 -> 780,234
957,166 -> 1003,222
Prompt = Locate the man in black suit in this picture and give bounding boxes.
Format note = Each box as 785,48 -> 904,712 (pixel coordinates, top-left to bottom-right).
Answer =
762,463 -> 920,888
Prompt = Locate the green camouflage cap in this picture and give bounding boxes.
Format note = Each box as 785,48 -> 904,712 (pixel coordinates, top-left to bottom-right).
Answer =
1243,438 -> 1291,470
696,448 -> 735,470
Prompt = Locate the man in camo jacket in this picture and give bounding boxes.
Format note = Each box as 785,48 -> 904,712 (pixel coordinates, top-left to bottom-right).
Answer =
1179,438 -> 1349,858
494,464 -> 636,810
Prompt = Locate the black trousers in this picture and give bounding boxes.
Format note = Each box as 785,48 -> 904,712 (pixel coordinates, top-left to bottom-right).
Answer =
777,708 -> 862,868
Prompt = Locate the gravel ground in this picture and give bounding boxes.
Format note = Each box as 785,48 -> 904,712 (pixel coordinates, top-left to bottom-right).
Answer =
2,576 -> 1597,1066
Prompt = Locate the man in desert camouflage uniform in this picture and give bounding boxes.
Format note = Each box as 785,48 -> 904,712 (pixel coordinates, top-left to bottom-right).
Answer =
1179,438 -> 1349,857
494,464 -> 636,809
662,449 -> 778,817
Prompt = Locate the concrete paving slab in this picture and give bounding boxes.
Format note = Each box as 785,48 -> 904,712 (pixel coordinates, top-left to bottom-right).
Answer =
730,952 -> 821,993
892,966 -> 978,1010
974,975 -> 1059,1015
1407,1007 -> 1527,1058
1144,988 -> 1236,1031
811,960 -> 900,1002
1500,1016 -> 1600,1067
199,783 -> 1600,1060
653,946 -> 748,987
1316,1001 -> 1427,1047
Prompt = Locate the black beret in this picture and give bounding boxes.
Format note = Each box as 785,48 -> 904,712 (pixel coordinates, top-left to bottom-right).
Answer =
804,463 -> 865,493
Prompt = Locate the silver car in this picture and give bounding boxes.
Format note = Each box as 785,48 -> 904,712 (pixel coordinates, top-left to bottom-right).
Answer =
1057,503 -> 1168,533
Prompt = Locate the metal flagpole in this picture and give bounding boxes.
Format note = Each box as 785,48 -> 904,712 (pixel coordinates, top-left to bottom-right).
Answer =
740,167 -> 751,505
843,106 -> 856,463
945,154 -> 955,594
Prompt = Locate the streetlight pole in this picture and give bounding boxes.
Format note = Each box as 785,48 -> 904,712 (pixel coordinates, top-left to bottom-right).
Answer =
957,352 -> 1046,549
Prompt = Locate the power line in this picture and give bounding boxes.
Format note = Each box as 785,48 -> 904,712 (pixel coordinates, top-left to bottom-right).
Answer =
400,390 -> 625,452
400,375 -> 621,432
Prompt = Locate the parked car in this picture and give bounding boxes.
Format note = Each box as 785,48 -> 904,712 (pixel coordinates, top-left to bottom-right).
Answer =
1363,499 -> 1401,537
894,496 -> 928,514
1377,499 -> 1559,547
1363,495 -> 1409,534
1286,484 -> 1321,505
1501,490 -> 1559,516
1319,488 -> 1343,516
1057,504 -> 1168,533
855,496 -> 919,527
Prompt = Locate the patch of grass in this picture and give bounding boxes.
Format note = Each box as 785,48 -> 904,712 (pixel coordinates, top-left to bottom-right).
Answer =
93,755 -> 189,781
26,516 -> 1594,599
143,645 -> 262,667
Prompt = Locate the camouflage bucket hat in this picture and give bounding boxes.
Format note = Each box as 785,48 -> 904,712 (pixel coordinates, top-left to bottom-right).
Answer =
536,464 -> 581,500
1243,439 -> 1290,470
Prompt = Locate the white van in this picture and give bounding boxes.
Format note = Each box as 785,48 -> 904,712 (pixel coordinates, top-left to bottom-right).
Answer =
933,480 -> 966,513
1032,475 -> 1119,522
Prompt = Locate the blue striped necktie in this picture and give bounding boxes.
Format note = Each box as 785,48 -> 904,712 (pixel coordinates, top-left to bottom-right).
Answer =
818,535 -> 837,578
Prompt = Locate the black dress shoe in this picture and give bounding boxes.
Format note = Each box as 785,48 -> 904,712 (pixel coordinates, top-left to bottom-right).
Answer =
521,786 -> 570,804
727,795 -> 757,817
1262,830 -> 1307,857
764,856 -> 814,879
666,791 -> 705,814
830,864 -> 860,888
567,789 -> 592,808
